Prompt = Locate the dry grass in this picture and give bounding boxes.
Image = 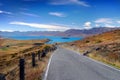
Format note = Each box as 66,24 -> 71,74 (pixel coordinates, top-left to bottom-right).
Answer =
0,38 -> 4,47
5,51 -> 53,80
64,29 -> 120,68
69,30 -> 120,47
0,39 -> 54,80
0,39 -> 49,56
89,53 -> 120,69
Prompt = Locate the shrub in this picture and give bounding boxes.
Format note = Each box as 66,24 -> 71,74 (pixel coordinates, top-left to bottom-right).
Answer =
96,40 -> 102,43
85,40 -> 90,43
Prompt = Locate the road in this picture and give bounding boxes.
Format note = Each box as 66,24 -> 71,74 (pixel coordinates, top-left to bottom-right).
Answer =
44,47 -> 120,80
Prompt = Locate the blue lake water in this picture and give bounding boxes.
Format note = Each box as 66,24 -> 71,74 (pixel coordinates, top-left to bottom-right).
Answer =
4,36 -> 83,44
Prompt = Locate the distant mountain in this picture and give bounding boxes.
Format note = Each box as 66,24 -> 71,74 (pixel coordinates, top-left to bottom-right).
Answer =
0,27 -> 119,37
0,31 -> 26,37
26,31 -> 61,36
58,27 -> 119,37
0,31 -> 61,37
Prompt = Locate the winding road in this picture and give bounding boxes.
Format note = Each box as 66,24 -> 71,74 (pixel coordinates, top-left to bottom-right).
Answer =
44,47 -> 120,80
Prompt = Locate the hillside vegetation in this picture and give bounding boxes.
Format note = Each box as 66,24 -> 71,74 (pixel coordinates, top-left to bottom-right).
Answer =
65,29 -> 120,68
0,39 -> 54,80
0,38 -> 4,47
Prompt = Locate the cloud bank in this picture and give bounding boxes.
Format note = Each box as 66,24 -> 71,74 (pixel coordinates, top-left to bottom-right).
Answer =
95,18 -> 113,24
94,18 -> 120,28
10,21 -> 71,31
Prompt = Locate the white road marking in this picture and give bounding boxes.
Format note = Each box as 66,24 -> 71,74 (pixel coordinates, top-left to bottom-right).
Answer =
72,49 -> 120,72
44,47 -> 120,80
43,51 -> 55,80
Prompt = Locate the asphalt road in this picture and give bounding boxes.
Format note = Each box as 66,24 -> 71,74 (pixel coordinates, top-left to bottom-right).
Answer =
44,47 -> 120,80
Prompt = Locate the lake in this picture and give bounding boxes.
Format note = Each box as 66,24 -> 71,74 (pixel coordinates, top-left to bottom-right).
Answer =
4,36 -> 83,44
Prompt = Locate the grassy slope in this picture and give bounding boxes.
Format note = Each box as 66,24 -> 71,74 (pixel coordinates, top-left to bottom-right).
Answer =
0,38 -> 4,47
0,39 -> 53,80
0,39 -> 49,56
66,29 -> 120,68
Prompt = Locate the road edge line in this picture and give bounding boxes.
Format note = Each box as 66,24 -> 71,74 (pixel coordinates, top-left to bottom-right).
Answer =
65,47 -> 120,72
75,50 -> 120,72
43,51 -> 55,80
85,55 -> 120,72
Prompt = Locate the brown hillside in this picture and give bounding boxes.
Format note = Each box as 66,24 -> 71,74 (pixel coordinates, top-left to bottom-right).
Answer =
70,29 -> 120,47
0,39 -> 54,80
66,29 -> 120,68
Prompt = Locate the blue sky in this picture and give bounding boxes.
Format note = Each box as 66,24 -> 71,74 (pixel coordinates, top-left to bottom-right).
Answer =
0,0 -> 120,31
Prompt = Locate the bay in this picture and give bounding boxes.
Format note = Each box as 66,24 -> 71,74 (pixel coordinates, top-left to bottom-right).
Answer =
4,36 -> 83,44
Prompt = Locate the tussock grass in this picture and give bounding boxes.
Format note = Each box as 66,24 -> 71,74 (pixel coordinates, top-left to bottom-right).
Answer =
63,30 -> 120,69
0,39 -> 54,80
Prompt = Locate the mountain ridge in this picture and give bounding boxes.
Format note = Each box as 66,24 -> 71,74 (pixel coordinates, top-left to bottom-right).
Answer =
0,27 -> 119,37
65,29 -> 120,68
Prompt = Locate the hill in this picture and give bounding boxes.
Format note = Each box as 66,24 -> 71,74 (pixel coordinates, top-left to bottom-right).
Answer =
0,27 -> 118,37
0,37 -> 4,47
0,39 -> 54,80
65,29 -> 120,68
56,27 -> 118,37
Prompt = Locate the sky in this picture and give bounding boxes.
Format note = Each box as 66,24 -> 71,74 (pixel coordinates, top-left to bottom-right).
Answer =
0,0 -> 120,31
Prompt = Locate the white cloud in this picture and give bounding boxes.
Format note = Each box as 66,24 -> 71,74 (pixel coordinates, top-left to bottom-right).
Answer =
49,12 -> 66,17
95,24 -> 100,27
20,12 -> 40,17
84,22 -> 91,27
104,24 -> 115,28
117,21 -> 120,24
83,22 -> 92,29
0,30 -> 14,32
94,18 -> 120,27
49,0 -> 90,7
0,10 -> 12,15
9,21 -> 71,31
95,18 -> 113,24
